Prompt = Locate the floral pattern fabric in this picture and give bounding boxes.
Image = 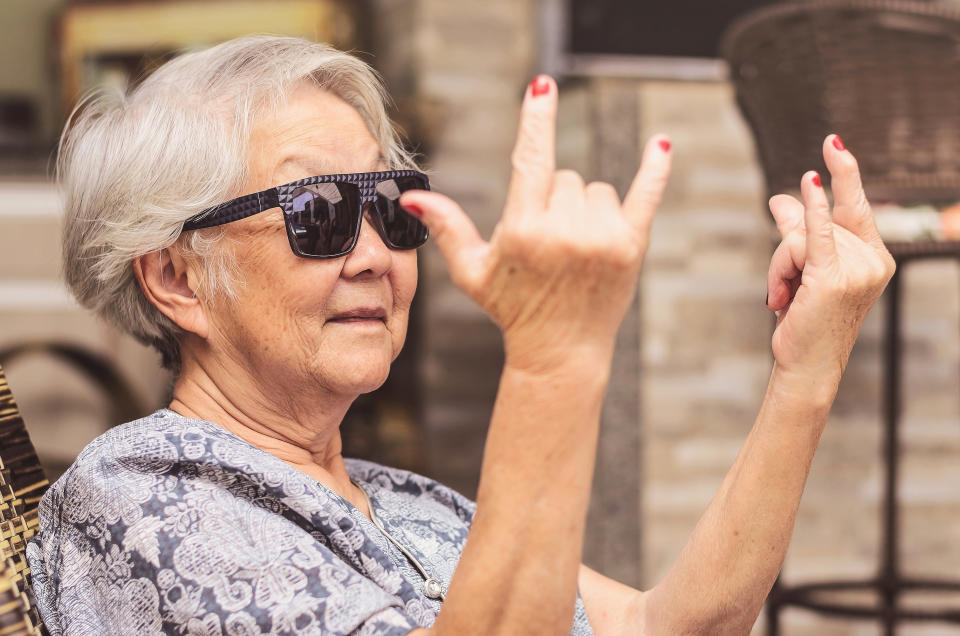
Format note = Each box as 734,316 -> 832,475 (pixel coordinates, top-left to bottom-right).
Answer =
27,410 -> 593,635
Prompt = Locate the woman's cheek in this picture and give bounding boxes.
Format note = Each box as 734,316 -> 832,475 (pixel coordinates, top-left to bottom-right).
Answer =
394,251 -> 419,307
390,253 -> 418,357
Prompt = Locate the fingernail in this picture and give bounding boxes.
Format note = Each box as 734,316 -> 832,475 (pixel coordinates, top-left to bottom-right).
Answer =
658,139 -> 671,152
812,173 -> 822,187
402,202 -> 423,218
530,75 -> 551,97
832,136 -> 846,151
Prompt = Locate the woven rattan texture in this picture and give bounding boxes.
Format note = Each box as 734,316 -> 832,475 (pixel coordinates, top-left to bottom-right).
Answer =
183,170 -> 428,230
0,367 -> 47,635
722,0 -> 960,204
0,564 -> 39,636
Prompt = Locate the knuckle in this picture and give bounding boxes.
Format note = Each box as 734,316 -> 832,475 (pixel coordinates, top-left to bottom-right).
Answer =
878,258 -> 896,285
499,219 -> 543,251
886,255 -> 897,277
639,173 -> 669,198
862,267 -> 883,289
514,112 -> 550,153
636,173 -> 669,202
510,145 -> 551,176
633,186 -> 663,211
522,107 -> 551,132
585,181 -> 618,197
553,169 -> 585,189
608,240 -> 641,267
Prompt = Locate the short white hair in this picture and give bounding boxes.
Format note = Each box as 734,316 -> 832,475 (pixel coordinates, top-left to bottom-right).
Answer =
60,35 -> 418,371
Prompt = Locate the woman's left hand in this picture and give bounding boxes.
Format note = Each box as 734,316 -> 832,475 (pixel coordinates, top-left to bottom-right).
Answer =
642,138 -> 895,635
765,135 -> 896,389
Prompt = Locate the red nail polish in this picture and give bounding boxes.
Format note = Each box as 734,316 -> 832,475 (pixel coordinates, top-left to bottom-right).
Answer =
658,139 -> 671,152
402,202 -> 423,218
832,136 -> 846,151
530,75 -> 551,97
812,173 -> 822,187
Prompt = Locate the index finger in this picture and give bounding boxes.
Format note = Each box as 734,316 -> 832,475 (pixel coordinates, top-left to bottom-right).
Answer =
504,75 -> 558,216
622,135 -> 672,233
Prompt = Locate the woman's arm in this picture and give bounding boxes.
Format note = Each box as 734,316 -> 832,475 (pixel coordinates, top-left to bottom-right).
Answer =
578,137 -> 895,635
576,369 -> 834,635
641,366 -> 835,634
399,75 -> 671,635
573,373 -> 838,636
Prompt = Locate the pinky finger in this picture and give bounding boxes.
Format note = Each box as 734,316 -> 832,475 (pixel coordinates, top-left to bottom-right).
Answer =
622,135 -> 672,234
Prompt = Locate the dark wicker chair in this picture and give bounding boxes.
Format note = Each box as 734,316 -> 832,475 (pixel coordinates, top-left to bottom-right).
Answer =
723,0 -> 960,205
0,364 -> 47,636
723,2 -> 960,634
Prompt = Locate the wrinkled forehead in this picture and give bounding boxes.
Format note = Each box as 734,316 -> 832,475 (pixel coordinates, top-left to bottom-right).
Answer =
249,83 -> 386,183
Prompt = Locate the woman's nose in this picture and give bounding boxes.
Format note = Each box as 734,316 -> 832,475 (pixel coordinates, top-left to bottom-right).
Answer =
341,211 -> 393,278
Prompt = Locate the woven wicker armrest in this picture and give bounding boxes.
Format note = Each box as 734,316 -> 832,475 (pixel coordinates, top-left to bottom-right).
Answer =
0,366 -> 47,635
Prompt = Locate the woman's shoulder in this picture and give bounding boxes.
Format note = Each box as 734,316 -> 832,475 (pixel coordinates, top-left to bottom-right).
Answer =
346,458 -> 477,523
61,408 -> 268,477
41,408 -> 292,518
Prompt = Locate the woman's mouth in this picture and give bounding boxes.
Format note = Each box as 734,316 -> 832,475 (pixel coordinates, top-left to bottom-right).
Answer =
328,307 -> 387,323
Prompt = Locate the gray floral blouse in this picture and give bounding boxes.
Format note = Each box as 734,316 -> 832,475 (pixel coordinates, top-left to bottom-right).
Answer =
27,410 -> 593,635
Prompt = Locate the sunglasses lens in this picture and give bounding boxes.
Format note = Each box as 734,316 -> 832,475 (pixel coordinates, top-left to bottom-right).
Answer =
374,175 -> 430,249
287,183 -> 362,257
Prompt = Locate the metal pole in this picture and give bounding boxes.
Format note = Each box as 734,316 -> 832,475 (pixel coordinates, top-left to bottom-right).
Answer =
881,266 -> 903,636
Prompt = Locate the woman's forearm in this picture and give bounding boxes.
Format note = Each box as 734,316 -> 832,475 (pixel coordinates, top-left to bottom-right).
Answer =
430,352 -> 612,635
642,365 -> 837,634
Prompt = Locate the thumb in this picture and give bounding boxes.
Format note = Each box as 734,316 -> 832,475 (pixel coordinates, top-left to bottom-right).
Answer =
399,190 -> 487,291
768,194 -> 805,239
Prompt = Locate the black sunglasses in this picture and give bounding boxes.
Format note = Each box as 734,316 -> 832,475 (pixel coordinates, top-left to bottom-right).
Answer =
181,170 -> 430,258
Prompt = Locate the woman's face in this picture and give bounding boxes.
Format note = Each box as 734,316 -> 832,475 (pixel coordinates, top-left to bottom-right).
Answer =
200,83 -> 418,399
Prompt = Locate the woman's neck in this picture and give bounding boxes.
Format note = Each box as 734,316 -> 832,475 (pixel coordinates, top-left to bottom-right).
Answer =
168,346 -> 370,516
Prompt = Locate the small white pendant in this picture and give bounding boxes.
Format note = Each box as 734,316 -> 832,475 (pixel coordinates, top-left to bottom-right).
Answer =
424,578 -> 443,599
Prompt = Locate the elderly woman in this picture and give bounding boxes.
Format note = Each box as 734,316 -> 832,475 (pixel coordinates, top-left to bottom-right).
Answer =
28,35 -> 893,635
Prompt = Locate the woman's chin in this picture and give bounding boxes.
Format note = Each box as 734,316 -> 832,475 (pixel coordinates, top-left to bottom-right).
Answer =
350,369 -> 391,395
315,351 -> 392,396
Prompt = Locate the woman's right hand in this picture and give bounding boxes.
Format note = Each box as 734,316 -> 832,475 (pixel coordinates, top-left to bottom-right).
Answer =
399,75 -> 672,372
765,136 -> 895,394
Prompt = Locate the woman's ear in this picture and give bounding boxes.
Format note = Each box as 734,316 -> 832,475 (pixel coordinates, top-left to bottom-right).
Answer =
133,247 -> 209,339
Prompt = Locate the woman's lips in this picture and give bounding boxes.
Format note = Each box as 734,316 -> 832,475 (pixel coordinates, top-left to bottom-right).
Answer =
328,308 -> 387,323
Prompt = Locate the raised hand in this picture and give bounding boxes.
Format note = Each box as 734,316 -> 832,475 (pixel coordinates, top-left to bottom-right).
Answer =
399,76 -> 672,371
766,135 -> 895,384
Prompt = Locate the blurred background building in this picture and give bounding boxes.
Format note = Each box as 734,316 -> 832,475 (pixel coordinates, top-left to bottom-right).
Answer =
0,1 -> 959,634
